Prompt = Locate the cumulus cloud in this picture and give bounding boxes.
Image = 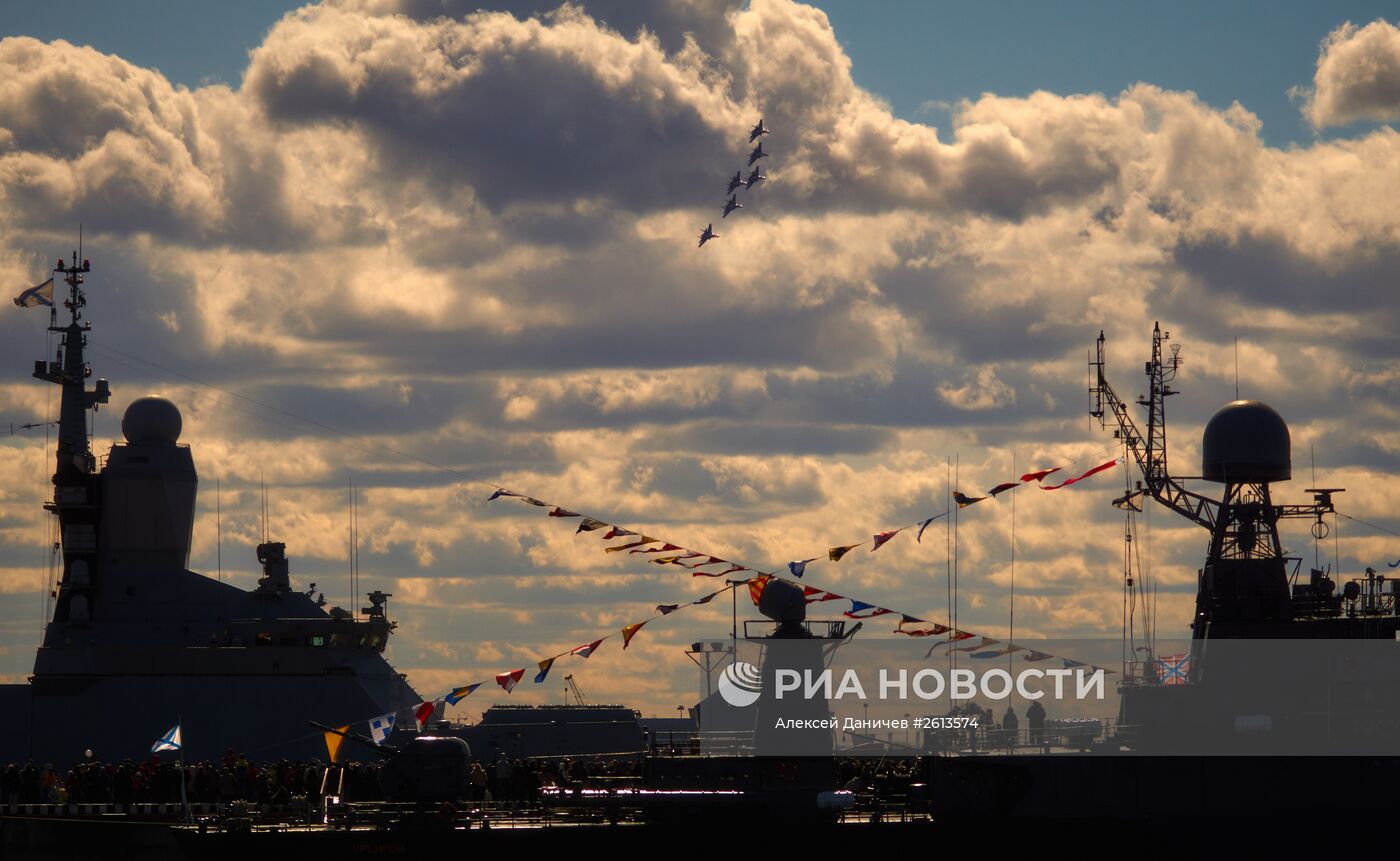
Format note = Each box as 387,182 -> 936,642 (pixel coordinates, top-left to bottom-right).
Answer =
1302,19 -> 1400,128
1,0 -> 1399,714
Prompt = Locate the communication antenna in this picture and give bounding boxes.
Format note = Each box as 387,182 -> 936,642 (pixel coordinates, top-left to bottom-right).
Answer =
1234,337 -> 1239,400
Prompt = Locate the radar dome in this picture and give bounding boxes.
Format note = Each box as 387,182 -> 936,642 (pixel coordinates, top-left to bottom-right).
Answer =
1201,400 -> 1289,483
121,396 -> 182,445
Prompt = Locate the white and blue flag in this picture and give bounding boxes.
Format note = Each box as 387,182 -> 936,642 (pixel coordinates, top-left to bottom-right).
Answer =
368,712 -> 396,745
151,723 -> 182,753
13,278 -> 53,309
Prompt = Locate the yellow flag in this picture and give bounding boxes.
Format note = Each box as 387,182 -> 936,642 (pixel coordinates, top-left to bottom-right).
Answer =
827,544 -> 860,562
324,724 -> 350,763
621,621 -> 648,649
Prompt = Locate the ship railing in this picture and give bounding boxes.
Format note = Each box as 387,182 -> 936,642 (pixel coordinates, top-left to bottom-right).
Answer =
742,620 -> 849,639
918,718 -> 1122,755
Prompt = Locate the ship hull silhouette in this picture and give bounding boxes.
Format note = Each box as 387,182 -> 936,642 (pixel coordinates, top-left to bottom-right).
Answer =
0,253 -> 420,765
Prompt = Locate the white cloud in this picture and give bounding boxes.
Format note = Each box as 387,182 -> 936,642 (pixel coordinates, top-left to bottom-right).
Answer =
1302,19 -> 1400,128
1,1 -> 1399,715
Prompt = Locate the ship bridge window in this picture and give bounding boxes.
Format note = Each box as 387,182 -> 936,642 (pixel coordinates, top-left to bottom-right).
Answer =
279,633 -> 298,647
255,632 -> 273,646
329,634 -> 349,648
308,635 -> 325,647
366,634 -> 384,648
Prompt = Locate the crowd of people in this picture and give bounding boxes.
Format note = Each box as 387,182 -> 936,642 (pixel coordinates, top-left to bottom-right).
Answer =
2,717 -> 1072,814
0,750 -> 386,808
0,750 -> 653,809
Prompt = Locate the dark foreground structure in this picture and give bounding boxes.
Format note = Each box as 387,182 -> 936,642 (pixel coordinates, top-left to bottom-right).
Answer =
1,253 -> 421,767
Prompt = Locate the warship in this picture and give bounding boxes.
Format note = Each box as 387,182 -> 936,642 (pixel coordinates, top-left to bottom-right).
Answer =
930,324 -> 1400,817
0,252 -> 423,765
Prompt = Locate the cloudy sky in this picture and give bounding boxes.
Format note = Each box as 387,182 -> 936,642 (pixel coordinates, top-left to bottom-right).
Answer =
2,0 -> 1399,718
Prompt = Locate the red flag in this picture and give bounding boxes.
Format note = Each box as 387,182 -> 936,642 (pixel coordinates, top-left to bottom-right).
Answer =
601,526 -> 636,539
571,638 -> 604,658
803,586 -> 842,603
1040,458 -> 1118,490
548,507 -> 581,518
496,669 -> 525,693
871,530 -> 902,552
633,543 -> 682,554
748,575 -> 773,606
1020,467 -> 1061,483
988,482 -> 1020,496
414,701 -> 437,729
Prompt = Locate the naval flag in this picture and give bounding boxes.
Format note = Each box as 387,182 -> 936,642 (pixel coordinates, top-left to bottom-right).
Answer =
414,701 -> 438,730
1157,653 -> 1191,685
13,278 -> 53,308
368,711 -> 396,745
151,723 -> 182,753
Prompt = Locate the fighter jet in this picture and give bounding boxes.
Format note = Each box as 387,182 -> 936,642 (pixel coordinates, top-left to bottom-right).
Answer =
698,223 -> 717,247
748,118 -> 769,142
722,194 -> 742,218
726,170 -> 744,195
747,142 -> 768,166
744,166 -> 766,190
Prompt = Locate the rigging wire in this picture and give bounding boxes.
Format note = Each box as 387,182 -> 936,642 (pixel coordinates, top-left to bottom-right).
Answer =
1336,511 -> 1400,540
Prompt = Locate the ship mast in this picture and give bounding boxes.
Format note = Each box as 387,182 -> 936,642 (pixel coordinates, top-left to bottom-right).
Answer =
1091,325 -> 1343,642
34,250 -> 110,633
1090,323 -> 1218,528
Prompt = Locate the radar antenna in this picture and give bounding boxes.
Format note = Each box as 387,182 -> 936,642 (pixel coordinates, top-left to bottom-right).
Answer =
1091,324 -> 1345,640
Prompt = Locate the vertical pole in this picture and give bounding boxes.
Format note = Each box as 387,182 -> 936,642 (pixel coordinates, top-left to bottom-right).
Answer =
348,474 -> 354,617
177,716 -> 190,823
730,582 -> 738,644
1009,450 -> 1015,675
945,456 -> 952,679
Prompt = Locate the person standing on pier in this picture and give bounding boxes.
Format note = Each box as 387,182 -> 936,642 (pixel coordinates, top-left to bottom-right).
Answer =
1027,700 -> 1047,747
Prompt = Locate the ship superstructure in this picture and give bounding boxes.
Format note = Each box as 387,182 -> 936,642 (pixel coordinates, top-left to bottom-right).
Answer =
0,252 -> 421,764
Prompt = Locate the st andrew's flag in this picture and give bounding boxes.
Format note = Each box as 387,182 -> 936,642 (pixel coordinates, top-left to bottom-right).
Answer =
13,278 -> 53,308
151,723 -> 182,753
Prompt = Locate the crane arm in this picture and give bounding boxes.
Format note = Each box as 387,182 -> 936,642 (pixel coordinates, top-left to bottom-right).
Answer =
1090,327 -> 1219,530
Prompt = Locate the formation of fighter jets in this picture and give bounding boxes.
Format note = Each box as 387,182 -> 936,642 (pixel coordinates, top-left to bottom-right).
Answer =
698,118 -> 770,247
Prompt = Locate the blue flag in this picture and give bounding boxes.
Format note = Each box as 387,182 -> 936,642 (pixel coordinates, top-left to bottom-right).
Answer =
368,712 -> 396,745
